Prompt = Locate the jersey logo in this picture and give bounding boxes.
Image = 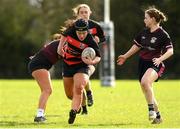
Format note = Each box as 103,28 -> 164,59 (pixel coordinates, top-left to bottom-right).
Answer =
141,36 -> 146,39
150,37 -> 157,44
89,28 -> 97,35
146,46 -> 155,50
80,43 -> 86,49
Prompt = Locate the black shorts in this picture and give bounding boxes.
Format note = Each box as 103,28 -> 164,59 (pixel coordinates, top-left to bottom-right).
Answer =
62,62 -> 91,77
28,52 -> 53,74
138,58 -> 165,82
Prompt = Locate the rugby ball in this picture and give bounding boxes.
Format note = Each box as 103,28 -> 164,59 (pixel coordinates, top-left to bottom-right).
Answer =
81,47 -> 96,60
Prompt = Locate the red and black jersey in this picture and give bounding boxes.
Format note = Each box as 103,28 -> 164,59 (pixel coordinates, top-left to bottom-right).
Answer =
62,26 -> 101,66
133,27 -> 173,60
88,19 -> 106,43
39,40 -> 60,64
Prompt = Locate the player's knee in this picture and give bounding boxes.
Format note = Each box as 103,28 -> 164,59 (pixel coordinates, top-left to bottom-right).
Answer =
44,88 -> 52,95
75,85 -> 84,95
140,79 -> 151,91
81,79 -> 89,87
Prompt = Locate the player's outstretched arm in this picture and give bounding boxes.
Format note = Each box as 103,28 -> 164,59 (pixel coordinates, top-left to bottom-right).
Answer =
117,44 -> 140,65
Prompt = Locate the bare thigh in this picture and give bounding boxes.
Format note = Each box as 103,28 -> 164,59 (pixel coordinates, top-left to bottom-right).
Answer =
63,77 -> 74,99
73,73 -> 89,90
32,69 -> 52,92
141,68 -> 158,86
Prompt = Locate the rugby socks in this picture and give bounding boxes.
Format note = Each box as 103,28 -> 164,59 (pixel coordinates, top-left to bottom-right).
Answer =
86,90 -> 92,96
82,105 -> 87,111
81,105 -> 88,114
156,111 -> 161,119
37,109 -> 44,117
148,104 -> 155,111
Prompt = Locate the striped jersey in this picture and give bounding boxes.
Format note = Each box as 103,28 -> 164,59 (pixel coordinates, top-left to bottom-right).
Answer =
62,26 -> 101,66
88,19 -> 106,43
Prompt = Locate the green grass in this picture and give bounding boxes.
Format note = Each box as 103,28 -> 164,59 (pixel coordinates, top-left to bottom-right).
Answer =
0,79 -> 180,128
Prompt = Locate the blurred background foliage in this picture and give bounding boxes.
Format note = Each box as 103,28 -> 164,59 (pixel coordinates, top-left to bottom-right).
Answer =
0,0 -> 179,79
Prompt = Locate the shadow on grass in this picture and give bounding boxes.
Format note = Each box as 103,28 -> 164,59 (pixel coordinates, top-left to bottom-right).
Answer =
0,120 -> 139,128
0,114 -> 65,127
0,114 -> 138,128
0,120 -> 64,127
71,122 -> 136,128
46,114 -> 62,117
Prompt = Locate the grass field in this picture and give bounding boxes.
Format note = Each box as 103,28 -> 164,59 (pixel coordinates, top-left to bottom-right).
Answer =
0,79 -> 180,128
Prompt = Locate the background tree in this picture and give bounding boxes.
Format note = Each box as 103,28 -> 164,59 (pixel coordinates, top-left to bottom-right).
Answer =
111,0 -> 180,79
0,0 -> 179,79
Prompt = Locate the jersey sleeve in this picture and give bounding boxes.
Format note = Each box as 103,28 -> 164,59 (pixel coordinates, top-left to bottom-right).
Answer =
95,24 -> 106,43
162,31 -> 173,51
133,30 -> 143,48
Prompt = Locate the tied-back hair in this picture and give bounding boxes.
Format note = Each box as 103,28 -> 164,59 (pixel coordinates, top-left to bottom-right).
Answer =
60,19 -> 76,32
145,6 -> 167,23
60,4 -> 91,32
72,4 -> 92,17
52,33 -> 61,40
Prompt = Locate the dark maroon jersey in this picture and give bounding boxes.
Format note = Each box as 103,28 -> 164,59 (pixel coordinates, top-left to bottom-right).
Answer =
88,19 -> 106,43
39,40 -> 60,64
62,26 -> 101,66
133,27 -> 173,60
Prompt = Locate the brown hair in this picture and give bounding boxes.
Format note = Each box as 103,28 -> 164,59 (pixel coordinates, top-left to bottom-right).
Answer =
52,33 -> 61,40
60,4 -> 92,32
72,4 -> 92,17
145,6 -> 167,23
60,19 -> 76,32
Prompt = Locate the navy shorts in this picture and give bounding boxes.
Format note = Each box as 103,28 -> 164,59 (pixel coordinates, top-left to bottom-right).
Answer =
138,58 -> 165,82
28,52 -> 53,74
62,62 -> 91,77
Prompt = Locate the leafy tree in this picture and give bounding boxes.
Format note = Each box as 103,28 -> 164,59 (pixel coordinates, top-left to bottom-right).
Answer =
111,0 -> 180,79
0,0 -> 179,78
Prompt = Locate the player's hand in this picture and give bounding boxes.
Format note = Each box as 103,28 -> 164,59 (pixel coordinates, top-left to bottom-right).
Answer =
82,57 -> 94,65
57,48 -> 65,57
152,58 -> 161,67
94,36 -> 100,44
117,55 -> 126,65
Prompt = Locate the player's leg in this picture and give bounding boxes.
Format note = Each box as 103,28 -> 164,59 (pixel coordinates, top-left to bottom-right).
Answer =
151,98 -> 163,124
63,77 -> 86,114
85,65 -> 95,106
140,68 -> 158,121
32,69 -> 52,122
63,77 -> 73,100
28,50 -> 56,122
68,73 -> 89,124
85,81 -> 93,106
81,90 -> 88,114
